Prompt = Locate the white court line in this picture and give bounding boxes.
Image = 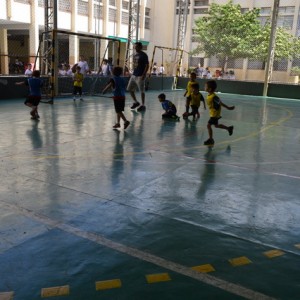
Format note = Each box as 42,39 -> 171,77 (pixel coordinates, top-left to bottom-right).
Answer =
2,201 -> 275,300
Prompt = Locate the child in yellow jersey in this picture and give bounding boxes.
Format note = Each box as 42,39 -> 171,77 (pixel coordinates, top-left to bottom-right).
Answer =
185,82 -> 206,119
182,72 -> 197,118
73,66 -> 84,101
204,80 -> 235,146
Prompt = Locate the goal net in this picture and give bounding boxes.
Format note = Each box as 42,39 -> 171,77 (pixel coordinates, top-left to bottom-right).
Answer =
148,46 -> 186,89
36,30 -> 121,101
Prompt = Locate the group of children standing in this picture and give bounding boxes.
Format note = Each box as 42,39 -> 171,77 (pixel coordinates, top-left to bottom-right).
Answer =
18,66 -> 234,146
159,71 -> 235,145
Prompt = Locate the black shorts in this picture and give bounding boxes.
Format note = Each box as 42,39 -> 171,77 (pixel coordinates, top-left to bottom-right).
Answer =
208,117 -> 222,125
73,86 -> 82,95
113,97 -> 125,113
24,95 -> 41,106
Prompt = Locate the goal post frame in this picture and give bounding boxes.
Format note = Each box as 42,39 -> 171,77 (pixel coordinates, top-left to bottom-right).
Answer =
47,30 -> 121,102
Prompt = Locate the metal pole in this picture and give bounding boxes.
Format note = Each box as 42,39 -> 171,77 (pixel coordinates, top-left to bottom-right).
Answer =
136,0 -> 140,42
263,0 -> 280,97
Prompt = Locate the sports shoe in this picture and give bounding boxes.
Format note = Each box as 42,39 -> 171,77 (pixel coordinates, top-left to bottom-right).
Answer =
182,112 -> 189,119
35,113 -> 40,119
113,123 -> 120,129
137,105 -> 146,112
130,102 -> 140,109
124,120 -> 130,129
73,97 -> 76,101
228,126 -> 234,136
204,138 -> 215,146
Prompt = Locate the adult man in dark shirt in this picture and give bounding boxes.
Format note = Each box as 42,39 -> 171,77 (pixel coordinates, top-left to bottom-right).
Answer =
127,42 -> 149,111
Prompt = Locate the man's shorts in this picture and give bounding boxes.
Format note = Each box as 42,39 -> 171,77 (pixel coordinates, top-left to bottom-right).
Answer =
127,75 -> 145,93
208,116 -> 222,125
24,95 -> 41,106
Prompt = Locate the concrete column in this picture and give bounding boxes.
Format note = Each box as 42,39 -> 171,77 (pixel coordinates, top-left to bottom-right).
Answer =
88,0 -> 93,33
0,29 -> 9,74
242,58 -> 248,81
70,0 -> 79,65
29,0 -> 40,69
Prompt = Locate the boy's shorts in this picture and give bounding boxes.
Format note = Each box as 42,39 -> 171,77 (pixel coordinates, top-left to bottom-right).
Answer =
113,97 -> 125,113
24,95 -> 41,106
208,116 -> 222,125
127,75 -> 145,93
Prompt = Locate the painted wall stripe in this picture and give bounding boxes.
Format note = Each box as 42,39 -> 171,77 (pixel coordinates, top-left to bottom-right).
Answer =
95,279 -> 122,290
41,285 -> 69,298
146,273 -> 171,284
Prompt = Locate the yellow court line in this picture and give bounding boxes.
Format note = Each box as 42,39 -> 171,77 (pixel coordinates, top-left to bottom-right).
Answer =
95,279 -> 122,290
192,264 -> 215,273
263,249 -> 285,258
41,285 -> 70,298
229,256 -> 252,267
146,273 -> 171,284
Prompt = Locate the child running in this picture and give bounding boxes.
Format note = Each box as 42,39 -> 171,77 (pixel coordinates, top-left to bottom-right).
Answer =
182,71 -> 197,118
102,66 -> 130,130
158,93 -> 180,121
204,80 -> 235,146
73,65 -> 84,101
16,70 -> 43,120
184,82 -> 206,119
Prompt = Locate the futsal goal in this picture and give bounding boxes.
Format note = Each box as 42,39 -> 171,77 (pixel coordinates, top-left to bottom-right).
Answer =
148,45 -> 186,89
35,30 -> 121,102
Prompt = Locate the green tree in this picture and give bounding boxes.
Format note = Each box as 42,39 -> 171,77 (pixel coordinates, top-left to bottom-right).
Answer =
192,1 -> 300,69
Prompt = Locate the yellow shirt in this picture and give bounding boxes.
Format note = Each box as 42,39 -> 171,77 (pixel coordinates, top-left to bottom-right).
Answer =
207,93 -> 221,118
73,73 -> 84,87
190,92 -> 204,107
185,80 -> 196,97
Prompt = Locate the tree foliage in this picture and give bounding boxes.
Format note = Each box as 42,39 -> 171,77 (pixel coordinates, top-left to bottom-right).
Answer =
192,1 -> 300,65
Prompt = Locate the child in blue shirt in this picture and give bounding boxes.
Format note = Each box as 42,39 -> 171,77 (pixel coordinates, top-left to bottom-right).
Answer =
102,66 -> 130,129
158,93 -> 180,121
16,70 -> 43,120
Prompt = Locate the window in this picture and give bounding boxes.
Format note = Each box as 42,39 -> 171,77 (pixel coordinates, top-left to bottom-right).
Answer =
78,0 -> 88,15
176,9 -> 190,15
277,16 -> 293,30
273,59 -> 288,71
145,17 -> 150,29
194,8 -> 208,14
94,3 -> 103,18
122,0 -> 129,10
227,58 -> 243,69
145,7 -> 150,17
258,16 -> 270,26
248,59 -> 265,70
241,8 -> 249,14
260,7 -> 271,15
279,6 -> 295,14
59,0 -> 71,12
194,0 -> 208,6
109,8 -> 117,21
109,0 -> 116,6
122,12 -> 129,24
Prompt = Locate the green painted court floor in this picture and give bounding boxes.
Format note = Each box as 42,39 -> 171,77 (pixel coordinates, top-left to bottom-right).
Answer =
0,90 -> 299,300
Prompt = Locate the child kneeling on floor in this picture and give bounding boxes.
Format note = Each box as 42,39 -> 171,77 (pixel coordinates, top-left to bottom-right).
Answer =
158,93 -> 180,121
